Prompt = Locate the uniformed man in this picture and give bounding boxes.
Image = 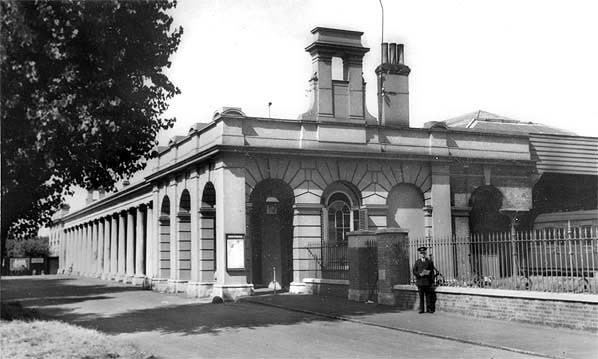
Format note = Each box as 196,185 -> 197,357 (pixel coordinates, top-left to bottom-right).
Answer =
412,246 -> 436,313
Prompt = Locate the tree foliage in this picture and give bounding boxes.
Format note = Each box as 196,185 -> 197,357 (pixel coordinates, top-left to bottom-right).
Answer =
7,237 -> 50,258
1,1 -> 182,249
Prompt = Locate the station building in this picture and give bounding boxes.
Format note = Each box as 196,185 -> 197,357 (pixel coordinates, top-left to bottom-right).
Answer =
49,27 -> 598,299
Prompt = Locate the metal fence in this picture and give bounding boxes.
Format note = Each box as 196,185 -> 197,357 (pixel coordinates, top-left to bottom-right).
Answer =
305,243 -> 349,280
410,227 -> 598,294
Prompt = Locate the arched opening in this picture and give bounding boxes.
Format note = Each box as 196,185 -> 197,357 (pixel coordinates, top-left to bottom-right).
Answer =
387,183 -> 425,239
469,185 -> 511,278
200,182 -> 216,282
159,195 -> 171,279
249,179 -> 294,289
178,190 -> 191,281
321,181 -> 361,245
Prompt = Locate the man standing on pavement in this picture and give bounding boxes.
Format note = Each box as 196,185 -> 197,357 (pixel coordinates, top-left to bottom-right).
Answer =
412,246 -> 436,313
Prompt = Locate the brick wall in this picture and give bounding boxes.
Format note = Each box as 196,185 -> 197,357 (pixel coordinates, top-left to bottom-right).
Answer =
393,285 -> 598,331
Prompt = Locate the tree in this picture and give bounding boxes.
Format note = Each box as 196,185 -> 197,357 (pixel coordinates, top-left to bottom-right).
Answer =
1,1 -> 182,258
7,237 -> 50,258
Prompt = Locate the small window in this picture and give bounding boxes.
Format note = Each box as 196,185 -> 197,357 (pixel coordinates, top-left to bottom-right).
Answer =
331,56 -> 344,81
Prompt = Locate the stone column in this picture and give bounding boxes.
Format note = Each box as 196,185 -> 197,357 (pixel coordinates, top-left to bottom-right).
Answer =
376,228 -> 410,306
117,211 -> 126,281
110,214 -> 118,279
212,164 -> 252,300
125,209 -> 135,283
76,225 -> 82,275
86,223 -> 92,276
90,221 -> 98,277
97,219 -> 104,277
102,217 -> 111,279
289,203 -> 323,294
146,200 -> 156,279
133,206 -> 146,286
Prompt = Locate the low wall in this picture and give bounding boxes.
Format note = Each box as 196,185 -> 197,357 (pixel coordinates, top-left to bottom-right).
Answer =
393,285 -> 598,331
303,278 -> 349,298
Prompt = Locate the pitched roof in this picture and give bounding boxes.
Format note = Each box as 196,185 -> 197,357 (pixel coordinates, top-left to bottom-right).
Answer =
443,110 -> 576,136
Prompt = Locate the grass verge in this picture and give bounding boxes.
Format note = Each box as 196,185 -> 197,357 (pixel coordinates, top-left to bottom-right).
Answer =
1,302 -> 153,359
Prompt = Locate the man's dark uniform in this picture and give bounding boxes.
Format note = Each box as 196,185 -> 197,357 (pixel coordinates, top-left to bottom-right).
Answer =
412,249 -> 436,313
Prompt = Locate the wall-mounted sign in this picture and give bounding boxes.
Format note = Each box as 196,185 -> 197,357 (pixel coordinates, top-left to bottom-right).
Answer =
226,234 -> 245,271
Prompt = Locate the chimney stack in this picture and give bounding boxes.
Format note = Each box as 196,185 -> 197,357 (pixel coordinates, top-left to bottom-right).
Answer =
376,42 -> 411,127
299,27 -> 376,125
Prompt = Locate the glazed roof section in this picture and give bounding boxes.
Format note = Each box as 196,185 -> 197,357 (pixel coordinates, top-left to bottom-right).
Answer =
443,110 -> 576,136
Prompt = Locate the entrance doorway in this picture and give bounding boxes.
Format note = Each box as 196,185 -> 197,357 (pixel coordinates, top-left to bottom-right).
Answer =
249,179 -> 294,289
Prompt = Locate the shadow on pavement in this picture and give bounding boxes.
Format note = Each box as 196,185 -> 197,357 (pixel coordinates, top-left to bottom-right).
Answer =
1,276 -> 143,307
0,276 -> 407,337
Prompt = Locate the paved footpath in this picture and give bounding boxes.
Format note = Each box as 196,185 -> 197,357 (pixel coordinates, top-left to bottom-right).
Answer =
2,276 -> 597,359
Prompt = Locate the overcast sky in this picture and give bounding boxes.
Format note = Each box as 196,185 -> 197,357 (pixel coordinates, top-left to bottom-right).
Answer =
159,0 -> 598,142
59,0 -> 597,219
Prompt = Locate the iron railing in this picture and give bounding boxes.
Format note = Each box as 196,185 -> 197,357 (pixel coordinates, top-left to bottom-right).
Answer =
305,243 -> 349,280
410,227 -> 598,293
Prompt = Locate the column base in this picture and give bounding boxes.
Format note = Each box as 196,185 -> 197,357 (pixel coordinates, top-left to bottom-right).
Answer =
93,272 -> 102,278
151,278 -> 169,292
124,274 -> 135,284
167,279 -> 187,293
185,281 -> 215,298
211,283 -> 254,301
109,273 -> 119,281
115,273 -> 126,282
289,281 -> 309,294
101,273 -> 111,280
132,274 -> 147,287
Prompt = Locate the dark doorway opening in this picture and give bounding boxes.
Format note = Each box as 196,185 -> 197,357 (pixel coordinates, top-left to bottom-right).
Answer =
249,179 -> 294,290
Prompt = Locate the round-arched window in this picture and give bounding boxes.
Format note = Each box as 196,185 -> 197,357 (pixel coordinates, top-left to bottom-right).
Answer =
327,192 -> 353,244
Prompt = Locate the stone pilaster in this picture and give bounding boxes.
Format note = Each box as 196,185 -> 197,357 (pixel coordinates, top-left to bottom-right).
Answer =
289,203 -> 323,294
212,163 -> 253,300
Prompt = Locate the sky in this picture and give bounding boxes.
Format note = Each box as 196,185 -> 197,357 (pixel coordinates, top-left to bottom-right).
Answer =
158,0 -> 598,143
58,0 -> 598,220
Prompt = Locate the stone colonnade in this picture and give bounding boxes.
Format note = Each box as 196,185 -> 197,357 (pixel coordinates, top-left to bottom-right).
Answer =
61,203 -> 152,286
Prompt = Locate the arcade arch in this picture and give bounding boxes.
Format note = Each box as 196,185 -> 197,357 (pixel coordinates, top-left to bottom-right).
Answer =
248,179 -> 294,289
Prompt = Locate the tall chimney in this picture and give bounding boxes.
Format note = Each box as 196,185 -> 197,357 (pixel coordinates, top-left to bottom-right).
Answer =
376,42 -> 411,127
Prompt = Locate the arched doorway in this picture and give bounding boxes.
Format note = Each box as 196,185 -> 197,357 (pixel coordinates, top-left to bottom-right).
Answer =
159,196 -> 171,279
249,179 -> 294,289
178,190 -> 191,281
387,183 -> 425,239
200,182 -> 216,281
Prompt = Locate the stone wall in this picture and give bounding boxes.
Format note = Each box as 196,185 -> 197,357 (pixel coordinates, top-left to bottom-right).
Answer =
393,285 -> 598,331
